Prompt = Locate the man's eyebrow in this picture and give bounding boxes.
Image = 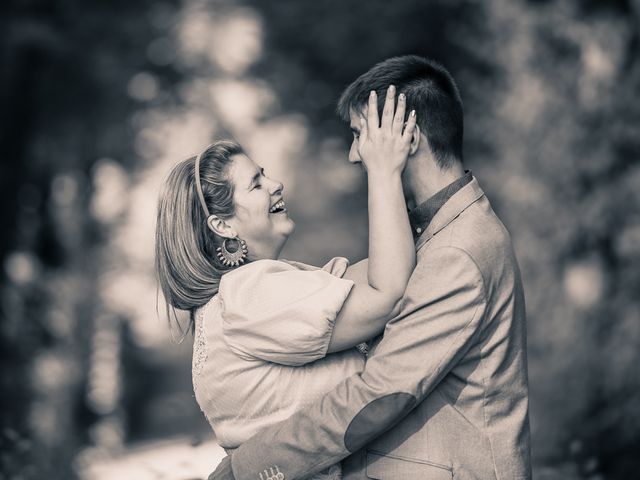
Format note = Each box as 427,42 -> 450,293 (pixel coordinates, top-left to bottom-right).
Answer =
350,126 -> 360,135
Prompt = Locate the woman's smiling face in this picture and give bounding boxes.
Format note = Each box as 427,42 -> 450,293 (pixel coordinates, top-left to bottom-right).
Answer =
225,153 -> 295,260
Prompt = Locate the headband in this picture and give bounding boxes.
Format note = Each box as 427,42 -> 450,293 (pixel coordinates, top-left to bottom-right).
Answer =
194,147 -> 210,218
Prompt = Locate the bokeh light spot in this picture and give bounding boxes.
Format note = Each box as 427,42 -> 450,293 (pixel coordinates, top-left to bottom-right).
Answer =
563,258 -> 605,309
127,72 -> 159,102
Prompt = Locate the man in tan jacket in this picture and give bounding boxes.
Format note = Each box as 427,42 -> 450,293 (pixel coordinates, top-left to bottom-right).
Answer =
211,55 -> 531,480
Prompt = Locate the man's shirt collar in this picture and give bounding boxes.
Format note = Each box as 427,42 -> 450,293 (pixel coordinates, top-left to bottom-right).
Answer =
408,171 -> 473,237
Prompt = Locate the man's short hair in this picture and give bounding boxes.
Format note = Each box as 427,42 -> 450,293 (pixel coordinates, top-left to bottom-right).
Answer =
338,55 -> 464,168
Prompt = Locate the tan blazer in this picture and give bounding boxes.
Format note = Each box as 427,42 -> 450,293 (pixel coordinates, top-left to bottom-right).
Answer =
228,178 -> 531,480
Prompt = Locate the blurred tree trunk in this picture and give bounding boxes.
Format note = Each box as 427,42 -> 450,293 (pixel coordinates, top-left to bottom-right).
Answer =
0,0 -> 183,477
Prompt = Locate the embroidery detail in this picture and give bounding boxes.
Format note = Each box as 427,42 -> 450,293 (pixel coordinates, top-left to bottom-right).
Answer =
259,466 -> 284,480
192,298 -> 214,393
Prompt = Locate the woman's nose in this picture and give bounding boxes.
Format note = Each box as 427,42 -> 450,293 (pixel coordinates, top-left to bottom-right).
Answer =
269,179 -> 284,195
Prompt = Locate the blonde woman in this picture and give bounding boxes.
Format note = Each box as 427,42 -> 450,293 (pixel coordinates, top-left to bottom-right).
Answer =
155,88 -> 416,479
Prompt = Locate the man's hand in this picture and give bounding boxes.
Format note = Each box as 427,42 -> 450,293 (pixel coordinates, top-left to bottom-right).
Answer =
208,455 -> 234,480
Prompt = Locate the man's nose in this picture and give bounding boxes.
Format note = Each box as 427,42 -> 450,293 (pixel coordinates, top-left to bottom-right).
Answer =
348,146 -> 362,164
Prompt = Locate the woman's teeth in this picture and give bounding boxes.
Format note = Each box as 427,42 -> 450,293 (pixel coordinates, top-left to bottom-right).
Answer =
269,200 -> 286,213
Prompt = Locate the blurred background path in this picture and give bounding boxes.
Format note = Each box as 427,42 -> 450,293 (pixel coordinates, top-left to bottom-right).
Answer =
78,438 -> 224,480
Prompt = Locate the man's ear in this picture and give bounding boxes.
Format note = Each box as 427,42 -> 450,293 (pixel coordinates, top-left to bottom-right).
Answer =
206,215 -> 237,239
409,124 -> 421,155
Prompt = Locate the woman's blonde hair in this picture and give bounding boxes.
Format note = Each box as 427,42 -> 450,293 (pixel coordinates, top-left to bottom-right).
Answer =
155,140 -> 242,332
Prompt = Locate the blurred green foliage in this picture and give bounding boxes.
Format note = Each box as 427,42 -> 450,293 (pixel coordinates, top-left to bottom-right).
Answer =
1,0 -> 639,479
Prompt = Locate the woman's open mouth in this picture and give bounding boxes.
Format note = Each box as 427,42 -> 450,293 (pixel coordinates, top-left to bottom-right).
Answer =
269,199 -> 287,214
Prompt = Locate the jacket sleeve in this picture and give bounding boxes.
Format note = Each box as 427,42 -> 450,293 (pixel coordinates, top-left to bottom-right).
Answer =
227,246 -> 488,480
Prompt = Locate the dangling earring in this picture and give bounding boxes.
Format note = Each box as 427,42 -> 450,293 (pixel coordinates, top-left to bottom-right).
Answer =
217,237 -> 248,267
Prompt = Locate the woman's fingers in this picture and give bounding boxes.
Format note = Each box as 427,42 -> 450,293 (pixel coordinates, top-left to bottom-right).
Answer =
358,117 -> 368,152
363,85 -> 413,159
393,93 -> 406,137
367,90 -> 379,132
402,109 -> 418,144
381,85 -> 396,131
359,87 -> 413,174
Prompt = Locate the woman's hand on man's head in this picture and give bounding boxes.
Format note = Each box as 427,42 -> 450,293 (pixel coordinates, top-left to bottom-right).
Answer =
357,85 -> 417,178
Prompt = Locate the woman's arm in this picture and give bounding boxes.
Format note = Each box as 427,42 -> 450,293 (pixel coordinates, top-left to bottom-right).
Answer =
343,258 -> 368,284
328,86 -> 417,352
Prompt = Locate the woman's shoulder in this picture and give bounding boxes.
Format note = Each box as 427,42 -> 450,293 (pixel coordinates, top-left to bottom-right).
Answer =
219,259 -> 297,292
219,257 -> 351,301
225,258 -> 296,276
218,259 -> 305,324
218,257 -> 355,366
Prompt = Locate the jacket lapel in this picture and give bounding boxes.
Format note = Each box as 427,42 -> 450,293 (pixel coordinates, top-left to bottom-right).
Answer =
416,177 -> 486,251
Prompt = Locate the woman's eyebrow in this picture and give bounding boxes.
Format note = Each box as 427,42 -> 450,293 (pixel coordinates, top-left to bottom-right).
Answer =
248,167 -> 265,188
351,126 -> 360,135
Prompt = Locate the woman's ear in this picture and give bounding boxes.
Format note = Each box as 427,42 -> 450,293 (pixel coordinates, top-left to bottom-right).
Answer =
409,124 -> 421,155
206,215 -> 237,238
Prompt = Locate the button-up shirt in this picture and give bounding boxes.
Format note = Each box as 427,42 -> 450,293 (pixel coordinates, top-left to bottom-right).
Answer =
408,171 -> 473,238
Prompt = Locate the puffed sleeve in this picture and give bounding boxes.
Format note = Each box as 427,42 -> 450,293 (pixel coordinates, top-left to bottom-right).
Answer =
219,258 -> 354,366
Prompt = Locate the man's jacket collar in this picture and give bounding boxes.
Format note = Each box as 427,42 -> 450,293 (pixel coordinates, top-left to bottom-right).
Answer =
416,177 -> 486,251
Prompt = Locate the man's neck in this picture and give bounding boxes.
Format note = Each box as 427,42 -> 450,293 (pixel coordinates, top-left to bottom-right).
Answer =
403,158 -> 466,209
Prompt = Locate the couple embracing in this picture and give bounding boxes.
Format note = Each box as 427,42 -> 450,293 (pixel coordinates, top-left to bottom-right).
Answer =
155,55 -> 531,480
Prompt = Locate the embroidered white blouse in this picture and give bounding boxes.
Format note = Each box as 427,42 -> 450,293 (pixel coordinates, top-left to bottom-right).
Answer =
192,257 -> 366,450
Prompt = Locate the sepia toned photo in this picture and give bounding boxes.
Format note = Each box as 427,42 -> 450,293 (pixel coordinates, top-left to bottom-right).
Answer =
1,1 -> 638,479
